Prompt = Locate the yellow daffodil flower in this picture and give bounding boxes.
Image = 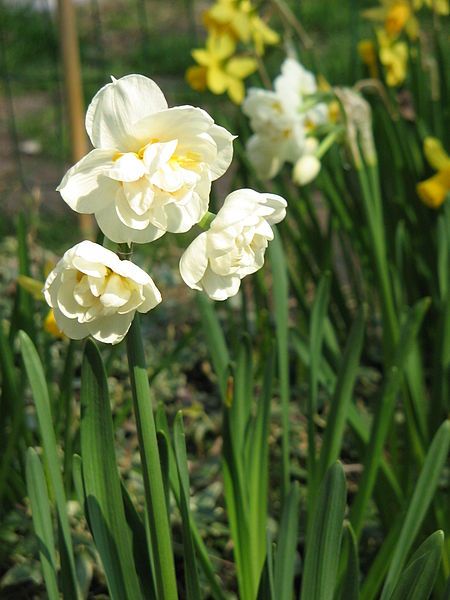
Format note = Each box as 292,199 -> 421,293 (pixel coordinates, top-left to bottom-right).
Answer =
413,0 -> 449,14
363,0 -> 419,40
417,137 -> 450,208
358,39 -> 380,78
377,29 -> 408,86
187,33 -> 258,104
203,0 -> 278,55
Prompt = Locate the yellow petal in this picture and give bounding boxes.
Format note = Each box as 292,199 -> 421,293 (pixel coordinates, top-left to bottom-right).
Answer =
207,66 -> 229,94
191,48 -> 212,67
227,78 -> 245,104
385,3 -> 411,36
417,167 -> 450,209
208,33 -> 236,60
423,137 -> 450,171
226,56 -> 258,79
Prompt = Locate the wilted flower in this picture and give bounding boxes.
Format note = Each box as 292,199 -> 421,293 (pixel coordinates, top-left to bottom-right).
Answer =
44,241 -> 161,344
179,189 -> 286,300
58,74 -> 235,244
188,33 -> 257,104
417,137 -> 450,209
242,57 -> 327,179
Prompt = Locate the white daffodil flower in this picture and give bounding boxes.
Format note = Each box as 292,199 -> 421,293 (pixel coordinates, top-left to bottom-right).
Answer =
242,57 -> 327,180
179,189 -> 286,300
58,74 -> 235,244
43,240 -> 161,344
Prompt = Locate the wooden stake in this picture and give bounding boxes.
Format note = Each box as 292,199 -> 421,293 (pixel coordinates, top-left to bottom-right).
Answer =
58,0 -> 95,240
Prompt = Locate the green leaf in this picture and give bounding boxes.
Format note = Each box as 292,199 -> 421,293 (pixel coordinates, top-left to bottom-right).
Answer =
196,293 -> 230,398
257,536 -> 275,600
338,523 -> 360,600
380,420 -> 450,600
25,448 -> 59,600
389,531 -> 444,600
318,306 -> 365,479
300,462 -> 347,600
274,482 -> 301,600
80,339 -> 143,600
269,229 -> 290,498
155,405 -> 226,600
173,412 -> 202,600
19,330 -> 79,600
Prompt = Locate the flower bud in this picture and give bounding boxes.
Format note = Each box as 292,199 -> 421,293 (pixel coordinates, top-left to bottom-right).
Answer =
292,154 -> 321,186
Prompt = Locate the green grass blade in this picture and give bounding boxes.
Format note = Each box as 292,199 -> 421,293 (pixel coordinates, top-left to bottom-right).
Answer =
269,229 -> 290,499
126,315 -> 178,600
25,448 -> 59,600
389,531 -> 444,600
246,348 -> 274,575
318,306 -> 365,479
350,298 -> 430,536
173,412 -> 202,600
338,523 -> 360,600
274,482 -> 301,600
19,330 -> 79,600
196,293 -> 230,399
300,462 -> 347,600
380,420 -> 450,600
155,405 -> 226,600
231,334 -> 253,455
80,339 -> 143,600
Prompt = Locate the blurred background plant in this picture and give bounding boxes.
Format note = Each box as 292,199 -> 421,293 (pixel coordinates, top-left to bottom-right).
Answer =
0,0 -> 449,598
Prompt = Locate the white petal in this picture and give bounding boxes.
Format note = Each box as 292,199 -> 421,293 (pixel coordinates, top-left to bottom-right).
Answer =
86,74 -> 168,150
116,191 -> 151,230
57,149 -> 118,214
162,190 -> 206,233
87,312 -> 134,345
100,273 -> 131,308
138,279 -> 162,312
96,199 -> 164,244
201,269 -> 241,301
207,124 -> 235,180
53,307 -> 90,340
108,153 -> 146,182
246,135 -> 284,180
179,233 -> 209,290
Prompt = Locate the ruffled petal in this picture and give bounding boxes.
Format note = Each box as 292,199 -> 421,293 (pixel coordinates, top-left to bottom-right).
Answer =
86,74 -> 168,150
95,199 -> 164,244
57,149 -> 118,214
87,312 -> 134,345
179,233 -> 209,290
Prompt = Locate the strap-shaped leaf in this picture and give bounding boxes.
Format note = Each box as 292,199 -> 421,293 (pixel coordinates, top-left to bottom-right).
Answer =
173,412 -> 201,599
80,339 -> 142,600
381,420 -> 450,600
19,330 -> 79,600
273,482 -> 301,600
300,462 -> 347,600
338,523 -> 360,600
26,448 -> 59,600
389,531 -> 443,600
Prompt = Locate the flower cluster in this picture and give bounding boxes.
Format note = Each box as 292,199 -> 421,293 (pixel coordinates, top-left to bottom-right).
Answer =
45,74 -> 286,344
242,57 -> 328,184
186,0 -> 279,104
359,0 -> 448,87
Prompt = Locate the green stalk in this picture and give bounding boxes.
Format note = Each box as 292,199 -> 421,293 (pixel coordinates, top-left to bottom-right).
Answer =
126,315 -> 178,600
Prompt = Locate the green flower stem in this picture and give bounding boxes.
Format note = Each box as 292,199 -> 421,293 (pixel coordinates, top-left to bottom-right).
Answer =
198,211 -> 216,230
126,315 -> 178,600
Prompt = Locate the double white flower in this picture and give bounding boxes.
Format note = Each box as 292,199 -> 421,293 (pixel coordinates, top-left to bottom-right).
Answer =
44,241 -> 161,344
58,74 -> 235,244
242,58 -> 326,180
180,189 -> 287,300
